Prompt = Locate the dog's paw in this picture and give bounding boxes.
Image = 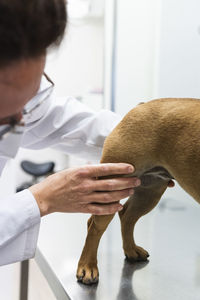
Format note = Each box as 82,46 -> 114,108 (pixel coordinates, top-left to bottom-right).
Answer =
125,245 -> 149,262
76,263 -> 99,285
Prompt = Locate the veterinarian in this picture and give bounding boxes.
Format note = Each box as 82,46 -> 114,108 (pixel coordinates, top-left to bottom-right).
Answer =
0,0 -> 146,266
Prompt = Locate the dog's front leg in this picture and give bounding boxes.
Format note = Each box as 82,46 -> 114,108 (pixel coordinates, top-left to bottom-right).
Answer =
76,214 -> 115,284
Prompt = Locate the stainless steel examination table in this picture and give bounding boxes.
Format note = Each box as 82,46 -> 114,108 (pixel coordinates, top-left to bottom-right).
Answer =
34,185 -> 200,300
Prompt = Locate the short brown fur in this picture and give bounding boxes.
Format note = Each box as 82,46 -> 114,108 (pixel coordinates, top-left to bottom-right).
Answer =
76,98 -> 200,284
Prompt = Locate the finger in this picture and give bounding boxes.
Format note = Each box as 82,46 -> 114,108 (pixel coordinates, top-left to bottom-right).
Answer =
92,177 -> 141,191
87,163 -> 135,177
86,203 -> 124,215
85,188 -> 134,204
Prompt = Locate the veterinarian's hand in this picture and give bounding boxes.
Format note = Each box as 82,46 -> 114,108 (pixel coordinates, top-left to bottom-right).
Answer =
29,163 -> 141,217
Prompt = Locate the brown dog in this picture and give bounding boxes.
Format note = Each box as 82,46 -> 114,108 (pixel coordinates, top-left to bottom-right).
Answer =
76,98 -> 200,284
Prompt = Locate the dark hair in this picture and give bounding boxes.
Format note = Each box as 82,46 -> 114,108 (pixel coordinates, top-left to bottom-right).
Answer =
0,0 -> 67,67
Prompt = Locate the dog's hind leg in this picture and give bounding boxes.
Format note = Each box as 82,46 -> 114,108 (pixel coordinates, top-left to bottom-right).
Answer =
119,177 -> 169,262
76,213 -> 115,284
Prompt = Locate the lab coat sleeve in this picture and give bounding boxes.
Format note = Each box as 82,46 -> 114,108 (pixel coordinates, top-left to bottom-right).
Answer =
0,189 -> 41,266
21,96 -> 122,162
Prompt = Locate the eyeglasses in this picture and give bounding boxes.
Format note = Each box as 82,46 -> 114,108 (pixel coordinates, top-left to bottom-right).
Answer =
0,75 -> 54,140
0,118 -> 25,140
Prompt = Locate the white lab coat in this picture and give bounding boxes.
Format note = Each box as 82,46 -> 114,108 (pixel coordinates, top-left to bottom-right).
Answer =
0,75 -> 121,266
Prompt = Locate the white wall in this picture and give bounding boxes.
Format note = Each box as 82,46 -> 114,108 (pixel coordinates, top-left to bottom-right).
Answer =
46,17 -> 104,100
112,0 -> 200,110
114,0 -> 160,115
156,0 -> 200,98
112,0 -> 200,114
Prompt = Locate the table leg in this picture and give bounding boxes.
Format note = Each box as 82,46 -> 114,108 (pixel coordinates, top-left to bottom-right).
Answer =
19,260 -> 29,300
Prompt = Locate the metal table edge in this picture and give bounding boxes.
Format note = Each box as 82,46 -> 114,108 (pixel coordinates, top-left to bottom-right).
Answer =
35,248 -> 71,300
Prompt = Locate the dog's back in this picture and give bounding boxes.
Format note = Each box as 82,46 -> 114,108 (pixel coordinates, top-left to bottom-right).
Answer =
101,98 -> 200,203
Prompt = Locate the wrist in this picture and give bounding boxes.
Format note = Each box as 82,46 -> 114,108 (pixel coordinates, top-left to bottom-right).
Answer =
29,183 -> 51,217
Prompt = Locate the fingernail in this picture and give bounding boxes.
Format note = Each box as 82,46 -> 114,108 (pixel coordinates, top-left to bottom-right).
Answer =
135,179 -> 141,186
128,166 -> 134,172
118,205 -> 123,211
